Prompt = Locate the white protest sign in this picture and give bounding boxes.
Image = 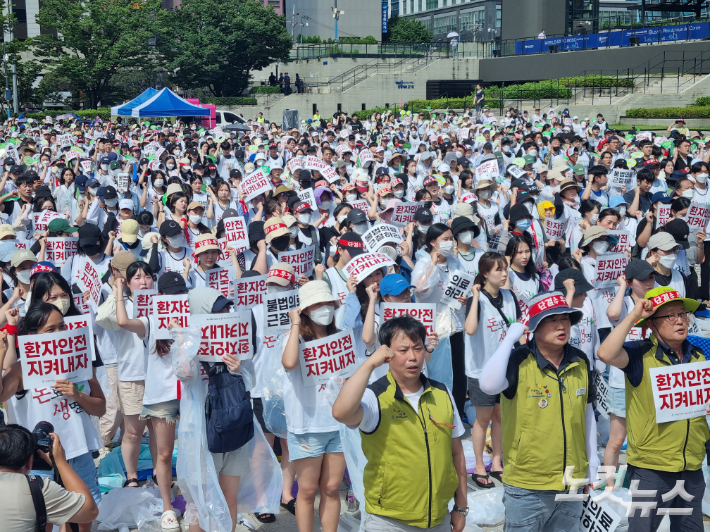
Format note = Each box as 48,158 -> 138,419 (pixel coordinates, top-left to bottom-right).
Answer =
607,230 -> 631,253
580,497 -> 621,532
461,193 -> 478,204
80,160 -> 92,174
475,159 -> 499,181
321,165 -> 340,184
350,199 -> 370,213
64,150 -> 77,163
343,252 -> 395,283
636,131 -> 652,141
506,165 -> 527,180
152,295 -> 190,340
391,201 -> 424,227
459,128 -> 470,140
305,155 -> 327,171
239,169 -> 272,202
223,217 -> 249,254
543,218 -> 567,240
64,315 -> 96,362
116,173 -> 130,193
264,289 -> 300,335
207,268 -> 233,299
216,238 -> 232,268
299,329 -> 357,387
564,117 -> 573,126
298,188 -> 317,212
649,360 -> 710,423
278,246 -> 315,278
33,210 -> 65,233
609,169 -> 635,190
134,289 -> 157,317
686,202 -> 710,233
287,157 -> 303,173
20,327 -> 92,388
192,312 -> 253,361
75,258 -> 102,311
234,274 -> 267,307
362,224 -> 402,252
45,237 -> 78,266
656,204 -> 672,226
357,149 -> 374,166
593,370 -> 609,419
593,253 -> 628,290
441,270 -> 476,310
381,303 -> 436,335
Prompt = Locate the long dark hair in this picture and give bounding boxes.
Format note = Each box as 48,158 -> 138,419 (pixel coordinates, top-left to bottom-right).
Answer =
29,272 -> 82,316
505,232 -> 537,277
423,223 -> 451,253
18,302 -> 63,336
300,308 -> 338,342
125,261 -> 155,297
473,252 -> 509,287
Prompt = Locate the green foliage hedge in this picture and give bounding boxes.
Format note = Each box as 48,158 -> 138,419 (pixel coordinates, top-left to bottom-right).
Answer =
695,97 -> 710,107
24,108 -> 112,121
249,86 -> 280,94
201,97 -> 258,106
626,106 -> 710,118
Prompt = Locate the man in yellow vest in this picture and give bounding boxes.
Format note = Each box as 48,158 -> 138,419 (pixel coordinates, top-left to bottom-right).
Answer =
598,286 -> 710,532
479,291 -> 598,532
332,316 -> 468,532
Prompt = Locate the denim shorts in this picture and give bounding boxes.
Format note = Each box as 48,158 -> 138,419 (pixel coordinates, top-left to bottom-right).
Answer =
140,399 -> 180,423
287,430 -> 342,461
32,451 -> 102,505
607,386 -> 626,418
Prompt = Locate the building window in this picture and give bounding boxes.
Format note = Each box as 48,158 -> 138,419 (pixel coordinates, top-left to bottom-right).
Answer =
418,16 -> 432,30
402,0 -> 406,14
391,0 -> 399,17
495,5 -> 501,28
419,0 -> 422,10
426,0 -> 437,9
14,8 -> 27,24
433,13 -> 456,34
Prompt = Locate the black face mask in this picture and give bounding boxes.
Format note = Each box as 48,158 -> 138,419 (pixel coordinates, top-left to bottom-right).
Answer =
300,179 -> 312,190
270,234 -> 291,252
82,244 -> 101,256
424,201 -> 433,210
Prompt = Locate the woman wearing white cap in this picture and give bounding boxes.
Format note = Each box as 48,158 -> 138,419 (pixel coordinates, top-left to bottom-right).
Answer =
282,280 -> 346,532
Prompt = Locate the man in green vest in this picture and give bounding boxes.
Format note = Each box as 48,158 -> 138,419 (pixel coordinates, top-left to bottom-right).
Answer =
598,286 -> 710,532
332,316 -> 468,532
479,291 -> 598,532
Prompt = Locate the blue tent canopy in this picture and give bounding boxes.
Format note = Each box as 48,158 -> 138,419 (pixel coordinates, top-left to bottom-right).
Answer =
111,88 -> 160,116
130,88 -> 210,117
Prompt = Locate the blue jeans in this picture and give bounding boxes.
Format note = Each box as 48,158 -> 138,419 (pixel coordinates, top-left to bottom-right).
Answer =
32,452 -> 102,505
502,484 -> 582,532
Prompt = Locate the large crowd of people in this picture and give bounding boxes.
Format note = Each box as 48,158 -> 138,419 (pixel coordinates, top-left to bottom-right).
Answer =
0,105 -> 708,532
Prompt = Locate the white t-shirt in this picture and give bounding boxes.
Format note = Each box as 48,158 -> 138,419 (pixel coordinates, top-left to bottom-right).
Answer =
358,382 -> 465,438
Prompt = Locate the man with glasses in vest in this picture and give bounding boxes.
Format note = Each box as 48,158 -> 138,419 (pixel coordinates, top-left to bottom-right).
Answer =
599,286 -> 710,532
332,316 -> 469,532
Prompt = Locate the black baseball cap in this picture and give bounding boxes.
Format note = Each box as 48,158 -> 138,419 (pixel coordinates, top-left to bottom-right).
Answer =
414,207 -> 434,223
159,220 -> 183,238
78,223 -> 102,246
103,186 -> 118,200
509,203 -> 532,224
222,208 -> 240,220
451,216 -> 477,236
664,219 -> 690,249
553,268 -> 593,295
345,209 -> 367,225
625,259 -> 655,281
158,271 -> 188,295
337,232 -> 365,257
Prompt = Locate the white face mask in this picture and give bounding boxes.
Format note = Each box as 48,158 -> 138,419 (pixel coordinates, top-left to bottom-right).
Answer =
189,214 -> 202,224
267,284 -> 292,294
88,187 -> 98,196
393,190 -> 404,198
659,253 -> 677,269
320,201 -> 332,211
590,213 -> 599,224
166,164 -> 175,170
437,241 -> 454,257
353,222 -> 368,235
101,164 -> 109,171
288,227 -> 299,238
479,190 -> 492,200
298,213 -> 311,225
105,198 -> 118,208
418,224 -> 430,235
168,234 -> 185,248
153,179 -> 164,188
618,206 -> 626,217
337,214 -> 347,224
502,146 -> 510,153
443,185 -> 455,195
682,189 -> 695,198
458,230 -> 473,245
346,193 -> 357,203
16,269 -> 31,285
697,173 -> 709,184
524,202 -> 534,214
591,240 -> 608,255
379,200 -> 389,209
309,305 -> 334,326
529,150 -> 538,157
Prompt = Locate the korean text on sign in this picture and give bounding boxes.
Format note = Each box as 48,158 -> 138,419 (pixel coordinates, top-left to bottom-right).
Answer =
475,159 -> 499,181
152,295 -> 190,340
580,497 -> 620,532
76,259 -> 102,310
362,224 -> 402,252
207,268 -> 233,299
234,274 -> 267,307
33,210 -> 64,233
299,329 -> 357,387
593,253 -> 628,290
264,289 -> 300,335
64,315 -> 96,362
239,169 -> 272,202
192,313 -> 253,362
657,205 -> 672,226
609,169 -> 635,190
649,360 -> 710,423
686,202 -> 710,233
607,230 -> 631,253
20,328 -> 92,389
543,218 -> 567,240
381,303 -> 436,335
593,370 -> 609,419
343,252 -> 395,283
278,245 -> 315,277
224,217 -> 249,253
391,202 -> 424,227
135,289 -> 157,317
441,270 -> 476,310
45,238 -> 78,266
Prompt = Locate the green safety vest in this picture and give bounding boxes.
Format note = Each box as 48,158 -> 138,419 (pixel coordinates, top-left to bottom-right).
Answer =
501,344 -> 590,491
625,335 -> 710,472
257,117 -> 265,123
313,114 -> 321,121
361,371 -> 458,528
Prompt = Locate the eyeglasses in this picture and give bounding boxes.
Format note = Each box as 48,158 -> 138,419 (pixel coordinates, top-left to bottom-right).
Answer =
651,312 -> 690,324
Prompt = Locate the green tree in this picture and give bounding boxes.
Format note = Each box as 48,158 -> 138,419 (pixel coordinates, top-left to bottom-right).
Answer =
31,0 -> 165,108
4,39 -> 44,108
387,15 -> 432,43
159,0 -> 292,97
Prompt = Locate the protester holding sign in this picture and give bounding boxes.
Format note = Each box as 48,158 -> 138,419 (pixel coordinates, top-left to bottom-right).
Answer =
281,280 -> 346,532
598,287 -> 709,531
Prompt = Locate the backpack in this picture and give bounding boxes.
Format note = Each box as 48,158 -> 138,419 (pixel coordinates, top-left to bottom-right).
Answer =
201,362 -> 254,454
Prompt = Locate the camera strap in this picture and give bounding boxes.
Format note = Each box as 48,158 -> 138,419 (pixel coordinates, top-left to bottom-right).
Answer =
25,474 -> 47,532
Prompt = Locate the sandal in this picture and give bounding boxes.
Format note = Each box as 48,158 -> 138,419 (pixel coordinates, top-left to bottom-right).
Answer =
490,470 -> 503,482
255,513 -> 276,523
472,473 -> 494,489
280,498 -> 296,515
161,510 -> 180,530
124,478 -> 139,488
153,475 -> 175,489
